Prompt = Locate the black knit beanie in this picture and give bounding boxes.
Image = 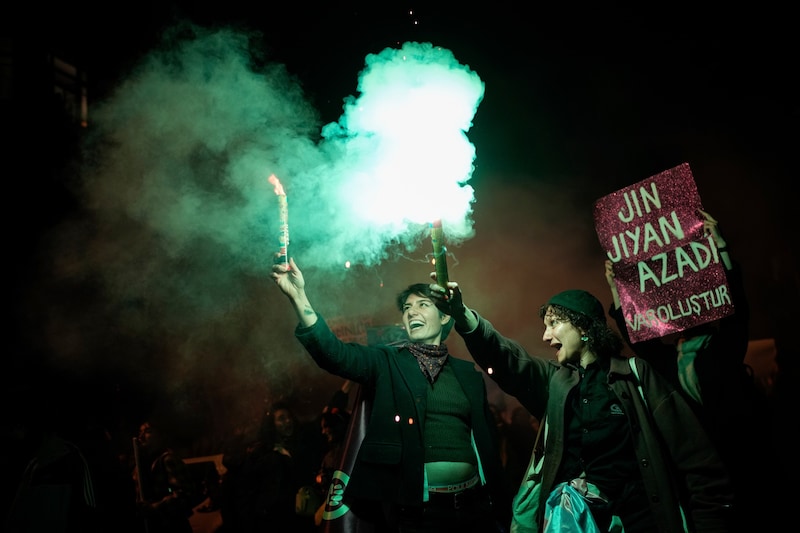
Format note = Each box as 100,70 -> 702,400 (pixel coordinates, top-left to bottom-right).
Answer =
546,290 -> 605,323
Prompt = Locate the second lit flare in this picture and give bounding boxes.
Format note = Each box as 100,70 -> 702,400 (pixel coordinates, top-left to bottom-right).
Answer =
430,219 -> 449,288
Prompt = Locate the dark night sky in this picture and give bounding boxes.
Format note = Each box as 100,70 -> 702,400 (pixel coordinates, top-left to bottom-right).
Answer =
7,3 -> 797,445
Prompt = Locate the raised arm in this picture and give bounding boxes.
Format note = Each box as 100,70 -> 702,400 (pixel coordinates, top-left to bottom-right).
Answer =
604,259 -> 622,310
698,209 -> 732,270
271,255 -> 318,328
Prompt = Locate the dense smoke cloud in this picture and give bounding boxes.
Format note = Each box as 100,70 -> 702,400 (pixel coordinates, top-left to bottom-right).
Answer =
25,23 -> 489,430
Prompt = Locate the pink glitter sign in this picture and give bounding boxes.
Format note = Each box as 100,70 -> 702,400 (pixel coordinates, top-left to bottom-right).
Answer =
593,163 -> 733,342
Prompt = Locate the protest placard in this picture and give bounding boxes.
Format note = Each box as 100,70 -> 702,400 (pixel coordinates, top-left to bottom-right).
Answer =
593,163 -> 733,342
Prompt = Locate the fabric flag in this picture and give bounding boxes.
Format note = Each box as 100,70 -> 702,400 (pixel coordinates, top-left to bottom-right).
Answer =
320,325 -> 405,532
320,382 -> 374,533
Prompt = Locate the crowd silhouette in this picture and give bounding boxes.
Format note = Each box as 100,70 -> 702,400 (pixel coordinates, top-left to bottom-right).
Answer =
2,354 -> 788,533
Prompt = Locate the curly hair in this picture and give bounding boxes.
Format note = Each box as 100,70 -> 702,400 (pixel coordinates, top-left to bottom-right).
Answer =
538,303 -> 624,359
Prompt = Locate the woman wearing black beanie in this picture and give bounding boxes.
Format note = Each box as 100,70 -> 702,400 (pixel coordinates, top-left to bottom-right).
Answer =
431,282 -> 734,533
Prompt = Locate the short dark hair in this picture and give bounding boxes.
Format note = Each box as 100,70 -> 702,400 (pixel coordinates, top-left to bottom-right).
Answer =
321,408 -> 350,429
396,283 -> 436,311
396,283 -> 453,341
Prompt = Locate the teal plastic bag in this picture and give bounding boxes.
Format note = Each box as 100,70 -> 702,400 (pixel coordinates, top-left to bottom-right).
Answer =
510,453 -> 544,533
510,418 -> 548,533
543,481 -> 603,533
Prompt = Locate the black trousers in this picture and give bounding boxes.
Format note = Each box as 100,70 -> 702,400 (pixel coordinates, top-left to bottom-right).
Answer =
381,485 -> 506,533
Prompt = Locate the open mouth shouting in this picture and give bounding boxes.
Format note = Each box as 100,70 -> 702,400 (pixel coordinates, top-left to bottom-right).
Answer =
408,320 -> 425,332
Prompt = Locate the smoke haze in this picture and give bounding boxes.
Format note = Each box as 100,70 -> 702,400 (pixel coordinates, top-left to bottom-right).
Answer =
22,24 -> 491,432
12,12 -> 794,444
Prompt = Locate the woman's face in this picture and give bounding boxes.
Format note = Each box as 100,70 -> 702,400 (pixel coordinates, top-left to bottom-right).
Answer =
273,408 -> 295,438
137,422 -> 160,449
542,306 -> 586,366
402,293 -> 448,345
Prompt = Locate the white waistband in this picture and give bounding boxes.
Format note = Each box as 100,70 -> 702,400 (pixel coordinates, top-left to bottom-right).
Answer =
428,474 -> 480,494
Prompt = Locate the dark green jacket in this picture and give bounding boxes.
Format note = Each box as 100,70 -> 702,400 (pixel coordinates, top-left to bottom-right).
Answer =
459,311 -> 734,533
296,314 -> 509,524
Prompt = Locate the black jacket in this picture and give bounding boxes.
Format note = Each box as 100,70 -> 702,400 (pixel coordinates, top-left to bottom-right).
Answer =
295,314 -> 510,524
459,311 -> 735,533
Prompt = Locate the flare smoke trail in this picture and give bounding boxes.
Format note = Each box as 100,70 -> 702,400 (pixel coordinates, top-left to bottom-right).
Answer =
28,22 -> 485,428
81,25 -> 483,293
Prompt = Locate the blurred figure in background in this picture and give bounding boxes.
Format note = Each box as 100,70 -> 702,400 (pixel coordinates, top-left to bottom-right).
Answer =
5,413 -> 99,533
223,401 -> 319,533
3,372 -> 135,533
133,419 -> 196,533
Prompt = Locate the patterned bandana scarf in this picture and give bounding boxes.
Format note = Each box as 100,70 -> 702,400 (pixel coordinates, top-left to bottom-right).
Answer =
403,342 -> 449,383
